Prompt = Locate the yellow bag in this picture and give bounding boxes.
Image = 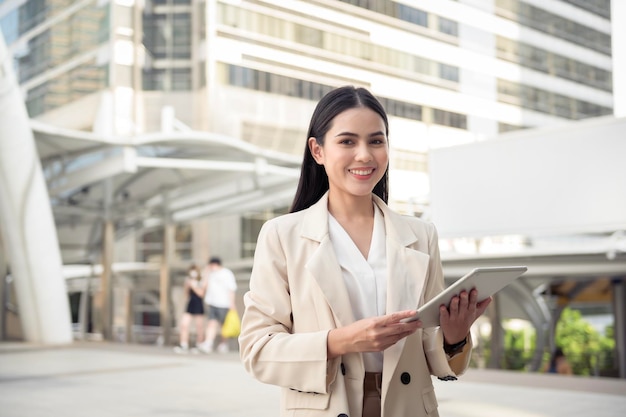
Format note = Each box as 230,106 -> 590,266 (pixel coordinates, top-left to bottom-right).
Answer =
221,309 -> 241,338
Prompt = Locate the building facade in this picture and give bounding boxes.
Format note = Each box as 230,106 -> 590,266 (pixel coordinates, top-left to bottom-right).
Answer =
1,0 -> 613,215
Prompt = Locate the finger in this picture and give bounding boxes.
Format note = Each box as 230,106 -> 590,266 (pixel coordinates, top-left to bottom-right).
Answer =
448,296 -> 459,315
468,288 -> 479,305
459,291 -> 470,311
439,304 -> 450,324
385,310 -> 418,325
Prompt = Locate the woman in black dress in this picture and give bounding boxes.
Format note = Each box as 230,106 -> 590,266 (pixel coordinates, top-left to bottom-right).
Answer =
174,264 -> 206,353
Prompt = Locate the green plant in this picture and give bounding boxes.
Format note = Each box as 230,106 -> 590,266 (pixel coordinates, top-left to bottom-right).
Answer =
554,308 -> 615,376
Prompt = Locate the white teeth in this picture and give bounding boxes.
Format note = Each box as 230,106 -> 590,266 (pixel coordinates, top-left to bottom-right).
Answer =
350,169 -> 373,175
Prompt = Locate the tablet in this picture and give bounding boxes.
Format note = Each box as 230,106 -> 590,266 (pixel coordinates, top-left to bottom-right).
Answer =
401,266 -> 528,327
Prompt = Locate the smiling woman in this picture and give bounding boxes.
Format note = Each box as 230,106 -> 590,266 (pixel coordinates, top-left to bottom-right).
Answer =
308,107 -> 389,214
238,86 -> 491,417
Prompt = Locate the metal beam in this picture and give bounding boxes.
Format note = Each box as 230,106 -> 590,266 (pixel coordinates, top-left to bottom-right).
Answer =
135,155 -> 299,178
48,147 -> 138,196
172,181 -> 296,222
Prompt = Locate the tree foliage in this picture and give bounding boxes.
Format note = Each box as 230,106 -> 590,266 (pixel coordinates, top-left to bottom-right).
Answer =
553,307 -> 615,376
492,307 -> 616,376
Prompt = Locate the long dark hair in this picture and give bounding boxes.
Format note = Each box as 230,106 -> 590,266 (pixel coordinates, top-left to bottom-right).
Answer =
289,86 -> 389,213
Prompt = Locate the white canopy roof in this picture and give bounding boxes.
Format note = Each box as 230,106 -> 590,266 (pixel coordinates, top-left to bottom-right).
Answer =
31,119 -> 301,263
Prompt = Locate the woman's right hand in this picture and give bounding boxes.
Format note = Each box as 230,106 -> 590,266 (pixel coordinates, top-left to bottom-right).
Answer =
327,310 -> 422,359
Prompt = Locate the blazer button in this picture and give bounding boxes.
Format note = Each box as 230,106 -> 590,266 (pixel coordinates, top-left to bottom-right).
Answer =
400,372 -> 411,385
340,363 -> 346,375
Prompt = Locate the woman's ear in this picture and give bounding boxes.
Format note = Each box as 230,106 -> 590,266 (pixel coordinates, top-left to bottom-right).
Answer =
308,137 -> 324,165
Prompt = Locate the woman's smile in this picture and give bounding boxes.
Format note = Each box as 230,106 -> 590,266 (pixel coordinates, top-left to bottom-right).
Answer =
349,167 -> 376,178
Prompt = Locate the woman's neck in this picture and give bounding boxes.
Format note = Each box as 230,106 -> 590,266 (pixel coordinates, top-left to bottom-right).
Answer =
327,191 -> 374,221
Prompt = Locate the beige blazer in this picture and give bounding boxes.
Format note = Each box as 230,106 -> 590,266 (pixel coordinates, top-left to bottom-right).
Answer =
239,192 -> 472,417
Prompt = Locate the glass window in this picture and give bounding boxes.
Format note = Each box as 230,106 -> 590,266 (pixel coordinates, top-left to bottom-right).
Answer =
172,68 -> 191,90
433,109 -> 467,129
295,25 -> 323,48
562,0 -> 610,19
498,79 -> 612,119
0,9 -> 20,44
143,12 -> 191,59
497,36 -> 612,92
143,14 -> 167,59
438,17 -> 458,36
217,3 -> 456,85
397,3 -> 428,27
25,61 -> 107,116
439,63 -> 459,82
172,13 -> 191,58
413,56 -> 432,77
143,68 -> 166,90
379,97 -> 422,121
496,0 -> 611,55
19,0 -> 48,33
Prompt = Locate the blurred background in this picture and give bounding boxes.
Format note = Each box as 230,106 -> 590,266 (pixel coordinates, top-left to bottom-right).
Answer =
0,0 -> 625,381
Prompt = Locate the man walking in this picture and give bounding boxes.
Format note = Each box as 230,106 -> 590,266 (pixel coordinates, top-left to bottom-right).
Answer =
198,256 -> 237,353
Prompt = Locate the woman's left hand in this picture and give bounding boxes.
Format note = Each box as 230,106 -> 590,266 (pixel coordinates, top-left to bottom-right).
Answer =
439,289 -> 491,344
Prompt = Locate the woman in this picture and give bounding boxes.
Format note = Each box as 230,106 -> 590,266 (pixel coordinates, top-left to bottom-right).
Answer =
174,264 -> 205,353
239,86 -> 491,417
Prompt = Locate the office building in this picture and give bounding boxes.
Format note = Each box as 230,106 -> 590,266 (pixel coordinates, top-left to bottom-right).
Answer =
1,0 -> 613,220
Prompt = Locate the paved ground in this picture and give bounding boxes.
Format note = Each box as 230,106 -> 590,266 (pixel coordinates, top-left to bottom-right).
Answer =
0,341 -> 625,417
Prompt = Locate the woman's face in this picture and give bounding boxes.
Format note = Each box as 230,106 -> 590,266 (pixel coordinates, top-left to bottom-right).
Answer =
309,106 -> 388,200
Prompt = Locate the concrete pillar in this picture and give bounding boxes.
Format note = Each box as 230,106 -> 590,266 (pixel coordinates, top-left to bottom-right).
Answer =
100,220 -> 115,340
76,274 -> 92,340
124,289 -> 134,343
487,294 -> 503,369
0,32 -> 72,344
160,223 -> 175,345
613,278 -> 626,378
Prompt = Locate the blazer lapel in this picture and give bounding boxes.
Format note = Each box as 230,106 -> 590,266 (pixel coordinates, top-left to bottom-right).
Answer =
374,197 -> 431,383
301,193 -> 356,328
374,196 -> 431,315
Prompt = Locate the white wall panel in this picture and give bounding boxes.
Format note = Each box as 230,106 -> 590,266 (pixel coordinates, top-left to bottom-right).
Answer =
429,116 -> 626,238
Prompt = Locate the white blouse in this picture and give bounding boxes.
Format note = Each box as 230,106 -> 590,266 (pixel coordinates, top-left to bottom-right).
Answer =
328,203 -> 387,372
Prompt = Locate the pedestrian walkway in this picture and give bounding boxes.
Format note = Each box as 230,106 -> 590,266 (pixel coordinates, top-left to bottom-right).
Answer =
0,341 -> 624,417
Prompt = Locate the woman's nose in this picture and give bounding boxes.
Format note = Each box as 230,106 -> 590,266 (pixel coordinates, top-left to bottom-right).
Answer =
355,143 -> 373,161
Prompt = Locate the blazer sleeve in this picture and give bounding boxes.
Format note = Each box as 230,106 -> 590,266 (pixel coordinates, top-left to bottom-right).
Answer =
420,222 -> 473,378
238,219 -> 332,394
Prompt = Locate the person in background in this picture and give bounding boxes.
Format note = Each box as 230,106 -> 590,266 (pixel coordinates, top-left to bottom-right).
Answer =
238,85 -> 491,417
546,347 -> 573,375
174,264 -> 205,354
197,256 -> 238,354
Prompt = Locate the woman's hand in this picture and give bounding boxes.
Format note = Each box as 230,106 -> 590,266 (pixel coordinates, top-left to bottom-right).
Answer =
327,310 -> 422,359
439,289 -> 491,345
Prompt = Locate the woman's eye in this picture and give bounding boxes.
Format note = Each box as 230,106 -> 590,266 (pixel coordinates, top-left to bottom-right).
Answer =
339,139 -> 353,145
